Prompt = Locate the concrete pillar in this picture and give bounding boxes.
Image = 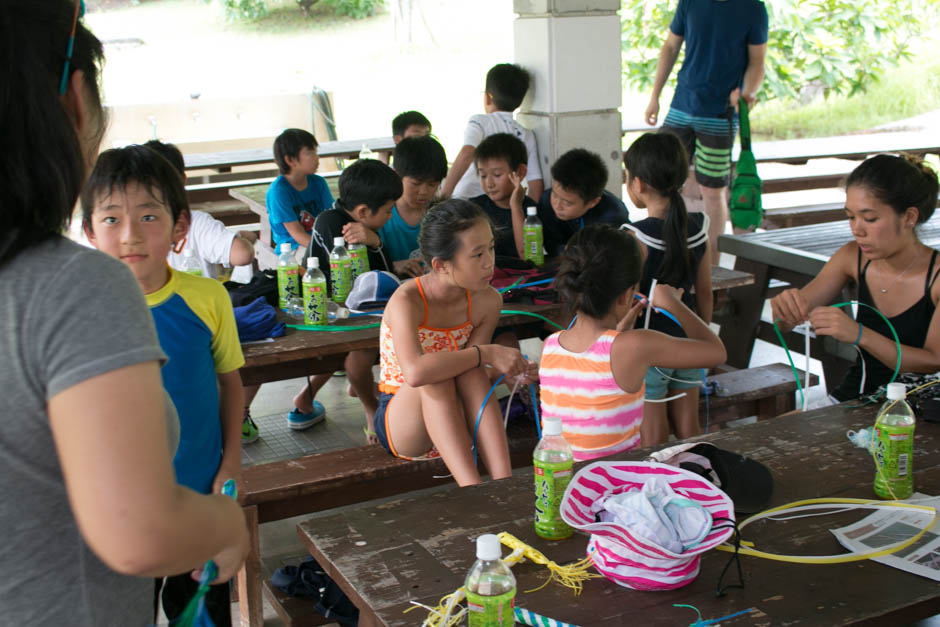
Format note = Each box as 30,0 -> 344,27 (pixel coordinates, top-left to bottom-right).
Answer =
514,0 -> 623,197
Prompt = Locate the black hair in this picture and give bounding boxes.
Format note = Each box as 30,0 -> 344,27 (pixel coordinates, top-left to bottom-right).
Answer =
419,199 -> 492,262
551,149 -> 608,202
273,128 -> 318,175
393,135 -> 448,182
485,63 -> 530,112
81,145 -> 189,226
144,139 -> 185,177
474,133 -> 528,171
0,0 -> 105,266
556,224 -> 643,318
624,133 -> 691,287
335,159 -> 403,215
392,110 -> 431,137
845,154 -> 939,224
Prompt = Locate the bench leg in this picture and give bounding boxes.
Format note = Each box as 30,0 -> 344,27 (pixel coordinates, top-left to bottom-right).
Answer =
237,505 -> 263,627
758,394 -> 794,421
719,259 -> 769,369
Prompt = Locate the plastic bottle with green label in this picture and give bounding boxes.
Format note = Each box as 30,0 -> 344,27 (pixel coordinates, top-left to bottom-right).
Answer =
276,243 -> 300,311
348,243 -> 370,281
180,249 -> 203,276
534,416 -> 574,540
464,534 -> 516,627
873,382 -> 915,499
301,257 -> 328,326
329,236 -> 353,306
523,206 -> 544,267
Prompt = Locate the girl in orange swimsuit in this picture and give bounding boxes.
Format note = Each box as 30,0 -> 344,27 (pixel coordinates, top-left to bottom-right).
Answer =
375,199 -> 537,486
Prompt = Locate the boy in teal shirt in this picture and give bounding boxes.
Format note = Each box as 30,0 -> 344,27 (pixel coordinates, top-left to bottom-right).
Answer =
82,145 -> 244,627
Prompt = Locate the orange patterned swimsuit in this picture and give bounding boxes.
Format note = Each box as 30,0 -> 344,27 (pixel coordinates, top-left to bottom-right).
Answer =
377,277 -> 474,460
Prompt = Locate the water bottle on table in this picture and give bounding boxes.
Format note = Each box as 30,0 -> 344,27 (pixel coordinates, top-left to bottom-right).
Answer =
533,416 -> 573,540
873,382 -> 916,499
277,243 -> 300,311
329,237 -> 353,305
464,534 -> 516,627
301,257 -> 328,326
180,249 -> 202,276
523,207 -> 544,267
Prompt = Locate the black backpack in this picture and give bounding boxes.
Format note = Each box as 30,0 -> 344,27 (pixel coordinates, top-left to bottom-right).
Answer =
224,270 -> 278,309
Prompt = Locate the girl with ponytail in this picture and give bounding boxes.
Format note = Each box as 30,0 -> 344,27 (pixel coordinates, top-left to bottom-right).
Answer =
622,132 -> 715,445
539,225 -> 724,461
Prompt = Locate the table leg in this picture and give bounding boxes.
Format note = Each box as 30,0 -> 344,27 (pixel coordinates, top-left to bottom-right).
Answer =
719,259 -> 770,368
237,505 -> 263,627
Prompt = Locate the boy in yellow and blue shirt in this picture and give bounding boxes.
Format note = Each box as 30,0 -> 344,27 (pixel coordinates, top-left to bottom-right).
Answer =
82,145 -> 244,627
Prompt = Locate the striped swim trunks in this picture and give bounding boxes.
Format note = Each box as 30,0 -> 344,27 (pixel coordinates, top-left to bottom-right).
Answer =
661,107 -> 738,188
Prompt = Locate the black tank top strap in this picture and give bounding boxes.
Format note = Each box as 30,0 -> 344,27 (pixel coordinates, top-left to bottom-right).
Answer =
857,246 -> 872,281
925,249 -> 940,292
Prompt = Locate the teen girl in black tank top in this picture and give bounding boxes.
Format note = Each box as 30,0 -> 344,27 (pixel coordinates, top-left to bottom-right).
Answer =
770,154 -> 940,404
831,249 -> 940,401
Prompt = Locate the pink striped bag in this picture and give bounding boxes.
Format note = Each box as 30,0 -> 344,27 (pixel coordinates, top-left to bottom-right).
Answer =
560,461 -> 735,591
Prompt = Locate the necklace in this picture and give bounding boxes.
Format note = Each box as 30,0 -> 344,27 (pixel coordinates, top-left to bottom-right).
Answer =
878,249 -> 921,294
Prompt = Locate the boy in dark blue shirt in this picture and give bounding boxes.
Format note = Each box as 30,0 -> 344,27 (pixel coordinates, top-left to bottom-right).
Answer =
537,148 -> 631,257
302,160 -> 403,444
468,133 -> 536,260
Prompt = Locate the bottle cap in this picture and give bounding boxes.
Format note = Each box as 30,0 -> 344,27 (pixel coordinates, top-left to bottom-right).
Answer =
333,236 -> 345,247
542,417 -> 562,436
526,207 -> 537,216
280,243 -> 292,253
307,257 -> 318,269
476,534 -> 501,560
886,382 -> 907,401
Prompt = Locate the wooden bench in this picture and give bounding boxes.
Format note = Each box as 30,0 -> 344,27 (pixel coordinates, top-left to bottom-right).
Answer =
701,362 -> 818,430
762,201 -> 845,229
237,416 -> 540,626
189,199 -> 257,227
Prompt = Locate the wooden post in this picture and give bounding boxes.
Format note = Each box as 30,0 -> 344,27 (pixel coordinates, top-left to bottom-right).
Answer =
237,505 -> 263,627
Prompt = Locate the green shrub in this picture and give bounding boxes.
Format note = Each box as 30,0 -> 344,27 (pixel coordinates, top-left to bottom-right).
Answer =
321,0 -> 382,19
212,0 -> 269,21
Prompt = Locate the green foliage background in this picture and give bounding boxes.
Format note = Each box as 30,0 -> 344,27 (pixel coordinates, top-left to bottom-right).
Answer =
621,0 -> 940,104
208,0 -> 383,21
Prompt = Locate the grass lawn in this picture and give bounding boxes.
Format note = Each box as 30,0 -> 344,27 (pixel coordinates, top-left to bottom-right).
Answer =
751,43 -> 940,140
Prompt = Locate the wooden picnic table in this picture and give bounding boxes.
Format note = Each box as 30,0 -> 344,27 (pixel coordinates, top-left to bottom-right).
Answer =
717,215 -> 940,385
240,304 -> 566,387
184,136 -> 396,173
296,401 -> 940,626
240,268 -> 754,387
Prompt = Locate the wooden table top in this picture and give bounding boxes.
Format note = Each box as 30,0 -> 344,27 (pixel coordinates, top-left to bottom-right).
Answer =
718,215 -> 940,277
298,403 -> 940,626
184,136 -> 396,171
240,304 -> 565,386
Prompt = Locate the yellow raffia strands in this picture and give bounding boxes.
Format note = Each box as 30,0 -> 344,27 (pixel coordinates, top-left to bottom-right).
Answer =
498,532 -> 602,595
403,587 -> 467,627
716,497 -> 937,563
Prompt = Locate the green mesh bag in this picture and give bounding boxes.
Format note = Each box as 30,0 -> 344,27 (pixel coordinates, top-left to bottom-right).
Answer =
729,100 -> 763,230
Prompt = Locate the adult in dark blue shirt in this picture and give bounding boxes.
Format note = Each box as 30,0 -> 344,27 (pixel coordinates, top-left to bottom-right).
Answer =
536,148 -> 630,257
644,0 -> 768,263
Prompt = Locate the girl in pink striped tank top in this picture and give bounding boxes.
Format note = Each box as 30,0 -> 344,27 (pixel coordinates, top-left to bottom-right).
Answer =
375,200 -> 537,486
540,225 -> 725,461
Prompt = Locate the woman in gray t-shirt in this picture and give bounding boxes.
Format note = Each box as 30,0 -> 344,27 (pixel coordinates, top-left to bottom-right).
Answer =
0,3 -> 248,624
